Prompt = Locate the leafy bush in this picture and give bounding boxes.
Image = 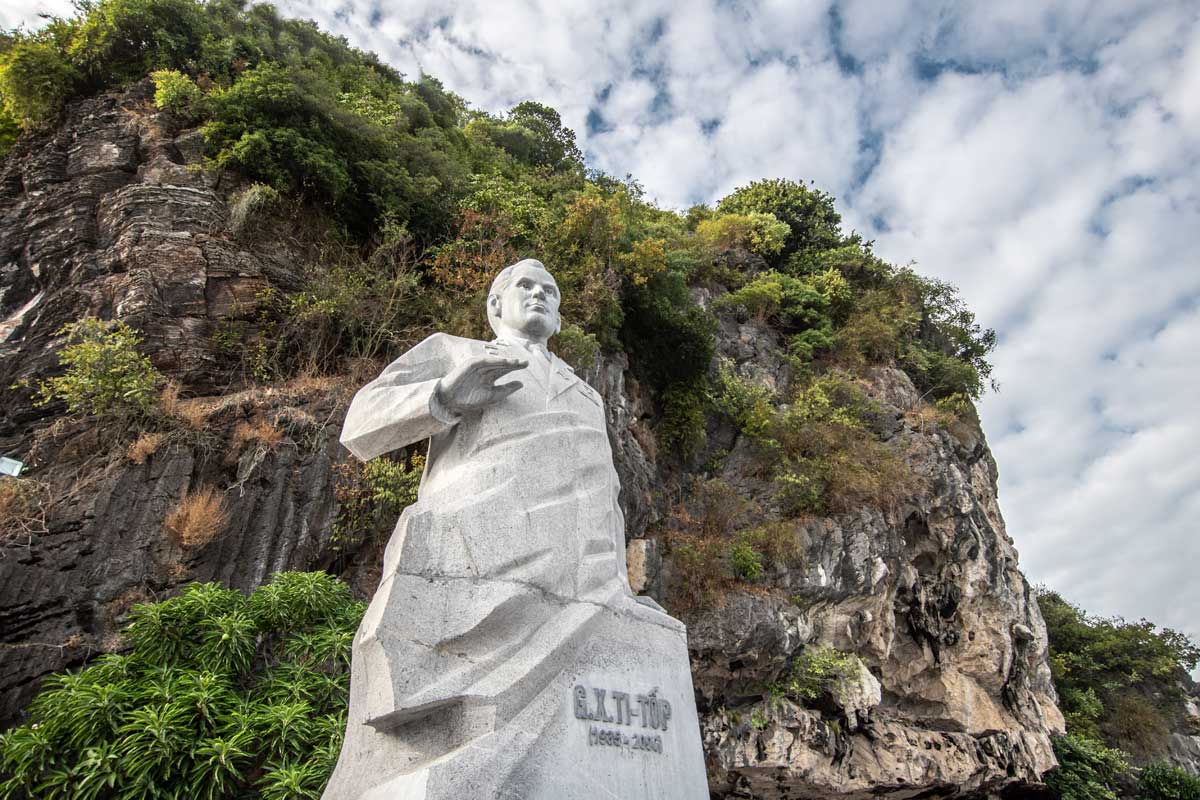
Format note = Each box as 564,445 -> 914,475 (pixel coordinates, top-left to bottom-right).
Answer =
728,540 -> 764,581
716,178 -> 846,263
774,646 -> 859,703
1045,734 -> 1129,800
1137,763 -> 1200,800
469,101 -> 583,172
550,323 -> 600,372
695,212 -> 789,258
67,0 -> 210,84
709,360 -> 775,441
711,269 -> 847,364
0,573 -> 364,799
36,318 -> 161,417
1039,589 -> 1199,757
150,68 -> 203,116
897,270 -> 996,400
739,521 -> 806,572
331,454 -> 424,554
771,375 -> 915,515
0,37 -> 78,130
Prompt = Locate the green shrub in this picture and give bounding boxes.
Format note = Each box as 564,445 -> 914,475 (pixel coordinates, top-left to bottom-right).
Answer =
35,318 -> 160,417
658,382 -> 708,458
711,270 -> 843,364
67,0 -> 210,84
896,270 -> 996,400
150,68 -> 204,117
331,454 -> 423,554
1045,734 -> 1129,800
695,212 -> 789,258
728,540 -> 764,581
716,178 -> 845,263
770,375 -> 916,515
709,359 -> 775,441
0,573 -> 364,800
1039,589 -> 1199,755
0,37 -> 78,129
739,521 -> 806,571
1137,763 -> 1200,800
550,323 -> 600,372
774,646 -> 858,703
203,63 -> 469,237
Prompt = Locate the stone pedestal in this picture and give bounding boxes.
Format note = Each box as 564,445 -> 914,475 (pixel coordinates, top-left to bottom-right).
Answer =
323,586 -> 708,800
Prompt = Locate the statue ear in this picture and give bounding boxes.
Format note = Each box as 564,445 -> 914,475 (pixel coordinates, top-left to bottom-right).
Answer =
488,293 -> 501,318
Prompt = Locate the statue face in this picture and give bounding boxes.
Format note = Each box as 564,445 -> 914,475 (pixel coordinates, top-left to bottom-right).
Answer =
494,262 -> 561,342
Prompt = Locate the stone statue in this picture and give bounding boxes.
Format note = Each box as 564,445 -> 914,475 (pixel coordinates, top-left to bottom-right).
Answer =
322,259 -> 708,799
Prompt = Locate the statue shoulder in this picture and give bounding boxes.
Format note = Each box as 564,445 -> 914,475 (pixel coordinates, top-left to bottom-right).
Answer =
405,332 -> 488,360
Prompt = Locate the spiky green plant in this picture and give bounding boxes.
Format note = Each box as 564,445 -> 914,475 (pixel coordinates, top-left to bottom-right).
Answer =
0,572 -> 363,799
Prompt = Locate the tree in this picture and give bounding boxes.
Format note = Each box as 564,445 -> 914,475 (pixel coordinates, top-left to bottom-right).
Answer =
1039,589 -> 1199,759
716,178 -> 845,263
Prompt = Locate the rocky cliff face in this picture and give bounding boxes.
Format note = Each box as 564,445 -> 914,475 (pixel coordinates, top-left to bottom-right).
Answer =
2,85 -> 1064,797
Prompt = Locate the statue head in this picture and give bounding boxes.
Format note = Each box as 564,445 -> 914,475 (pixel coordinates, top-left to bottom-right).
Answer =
487,259 -> 561,344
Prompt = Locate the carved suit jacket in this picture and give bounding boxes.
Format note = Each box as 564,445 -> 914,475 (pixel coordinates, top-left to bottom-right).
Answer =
340,332 -> 629,602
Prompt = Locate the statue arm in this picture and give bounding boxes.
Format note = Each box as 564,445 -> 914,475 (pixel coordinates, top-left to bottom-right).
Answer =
340,333 -> 462,461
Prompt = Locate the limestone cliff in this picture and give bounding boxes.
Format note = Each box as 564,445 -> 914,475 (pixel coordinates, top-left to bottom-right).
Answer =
2,85 -> 1067,798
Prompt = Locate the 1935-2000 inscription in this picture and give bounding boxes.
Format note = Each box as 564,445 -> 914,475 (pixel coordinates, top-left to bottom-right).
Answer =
573,684 -> 671,755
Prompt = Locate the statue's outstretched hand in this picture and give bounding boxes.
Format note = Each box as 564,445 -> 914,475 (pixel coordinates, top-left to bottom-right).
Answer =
436,355 -> 527,414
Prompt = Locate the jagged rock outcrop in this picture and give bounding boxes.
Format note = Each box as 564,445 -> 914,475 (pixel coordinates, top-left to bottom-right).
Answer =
0,83 -> 340,723
2,84 -> 1070,798
683,364 -> 1064,797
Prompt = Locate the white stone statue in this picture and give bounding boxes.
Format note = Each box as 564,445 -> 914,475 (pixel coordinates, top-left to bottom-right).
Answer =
322,259 -> 708,799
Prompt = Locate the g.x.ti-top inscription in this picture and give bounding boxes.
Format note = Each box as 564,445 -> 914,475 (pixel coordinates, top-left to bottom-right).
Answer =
573,684 -> 671,754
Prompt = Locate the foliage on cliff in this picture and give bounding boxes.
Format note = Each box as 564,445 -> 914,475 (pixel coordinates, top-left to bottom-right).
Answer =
0,573 -> 363,799
0,0 -> 993,430
1039,589 -> 1200,798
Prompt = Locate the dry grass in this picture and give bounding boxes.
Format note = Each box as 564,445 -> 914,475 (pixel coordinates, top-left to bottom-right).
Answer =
0,478 -> 49,544
233,419 -> 284,449
158,381 -> 210,430
0,480 -> 32,530
281,373 -> 343,396
126,431 -> 166,464
164,486 -> 228,548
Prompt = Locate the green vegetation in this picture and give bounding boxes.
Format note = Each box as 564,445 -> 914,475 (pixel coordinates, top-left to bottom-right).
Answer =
1046,733 -> 1129,800
331,454 -> 423,556
0,572 -> 364,799
1,1 -> 995,469
1136,763 -> 1200,800
1039,589 -> 1200,799
768,646 -> 859,704
35,318 -> 161,417
715,178 -> 847,265
1039,589 -> 1198,753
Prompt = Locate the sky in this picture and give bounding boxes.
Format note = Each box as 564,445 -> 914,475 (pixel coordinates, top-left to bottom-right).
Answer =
4,1 -> 1199,651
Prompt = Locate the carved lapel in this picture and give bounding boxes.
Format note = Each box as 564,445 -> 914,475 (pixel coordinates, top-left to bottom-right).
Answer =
548,355 -> 581,400
490,338 -> 549,392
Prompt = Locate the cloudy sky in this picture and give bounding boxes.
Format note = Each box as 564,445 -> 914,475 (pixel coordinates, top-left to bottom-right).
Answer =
5,1 -> 1198,649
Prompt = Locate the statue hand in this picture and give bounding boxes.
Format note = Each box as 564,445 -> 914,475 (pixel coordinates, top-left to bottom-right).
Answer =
436,355 -> 527,414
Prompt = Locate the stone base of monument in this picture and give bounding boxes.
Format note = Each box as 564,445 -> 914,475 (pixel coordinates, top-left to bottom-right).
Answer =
322,579 -> 708,800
